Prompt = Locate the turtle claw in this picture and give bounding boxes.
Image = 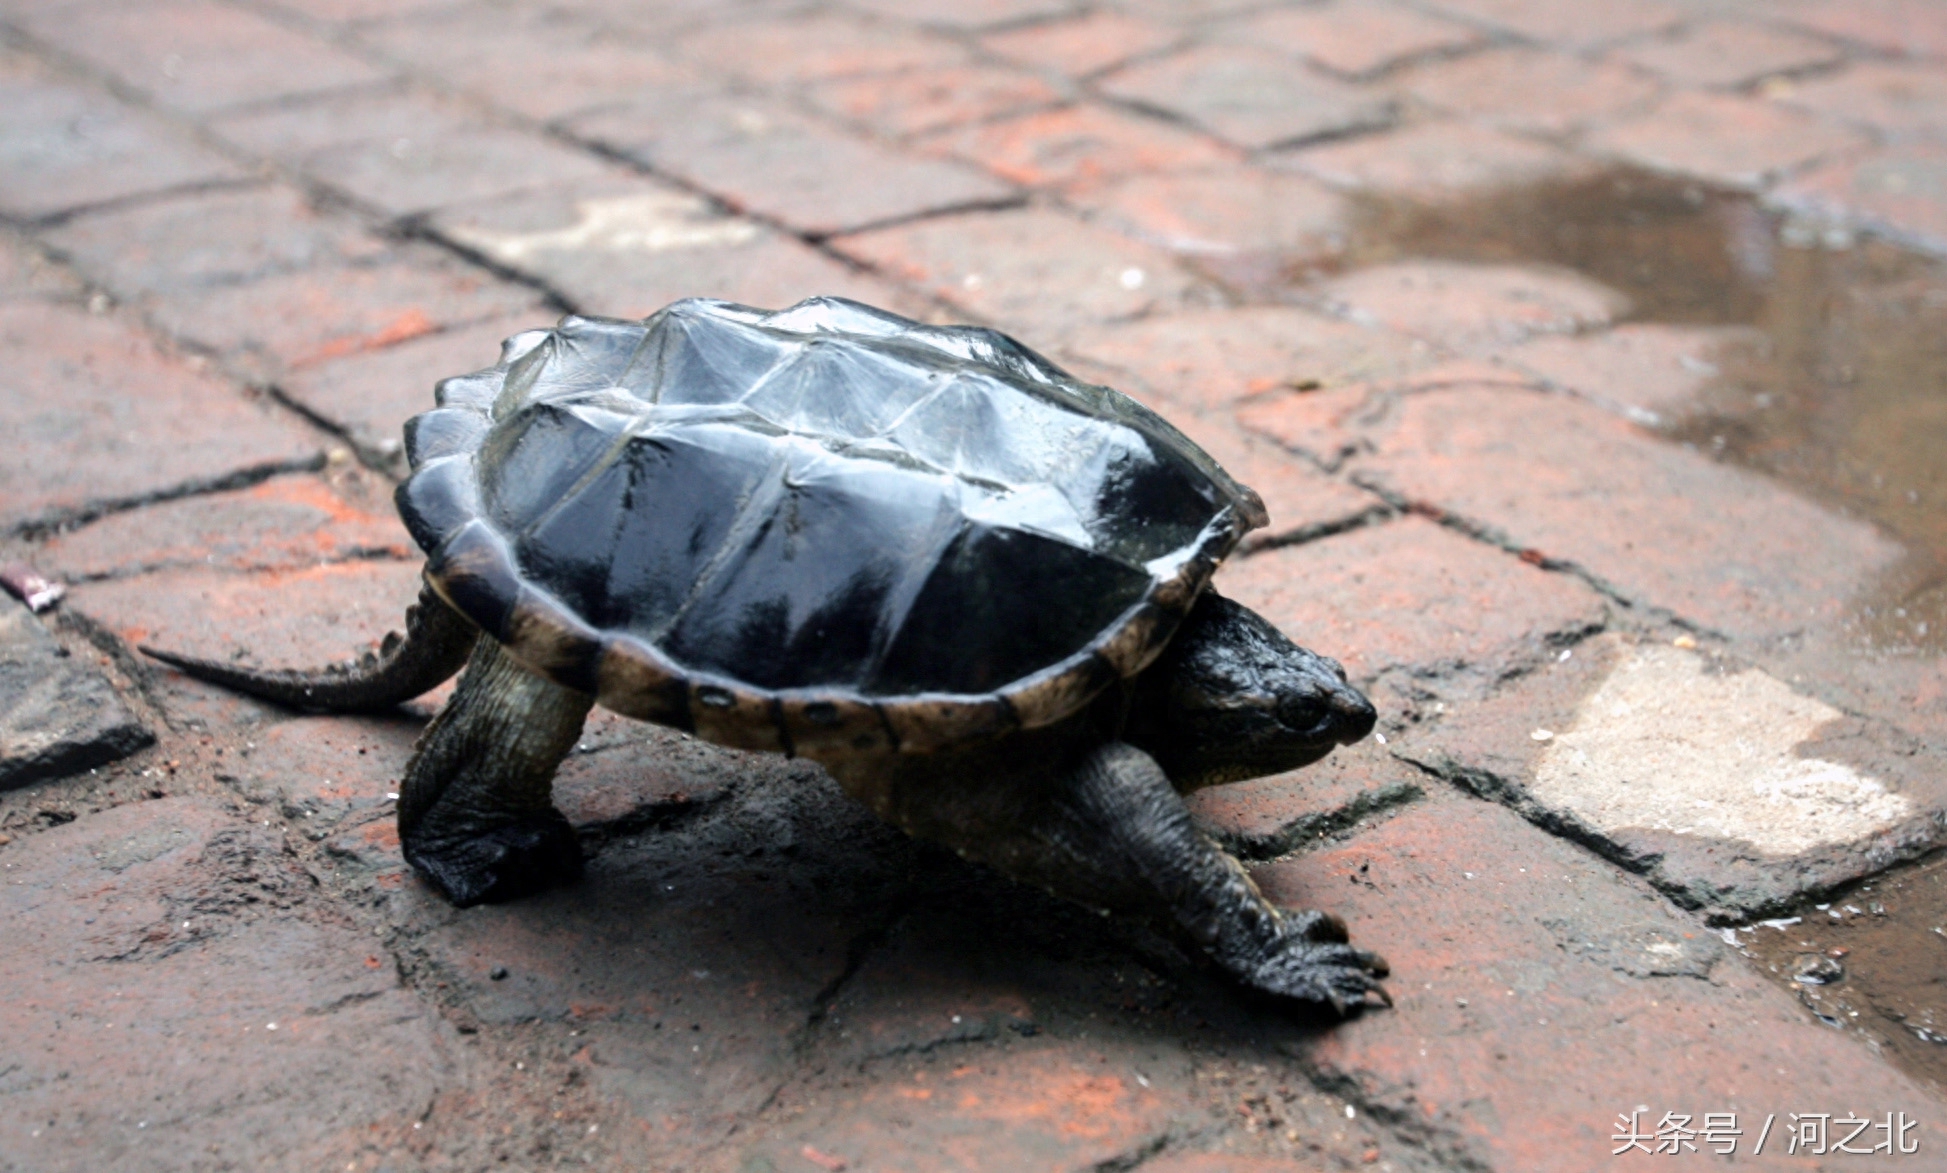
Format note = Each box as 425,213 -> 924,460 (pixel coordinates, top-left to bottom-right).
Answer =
1245,925 -> 1392,1016
403,810 -> 582,907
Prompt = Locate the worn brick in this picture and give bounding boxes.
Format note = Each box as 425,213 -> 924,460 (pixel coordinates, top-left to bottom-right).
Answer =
360,8 -> 697,122
1782,0 -> 1947,61
42,184 -> 385,300
0,798 -> 470,1171
150,252 -> 542,380
21,0 -> 389,114
1185,734 -> 1424,859
1613,20 -> 1844,90
1586,91 -> 1869,191
980,10 -> 1182,78
1311,260 -> 1629,354
1223,0 -> 1485,79
573,98 -> 1014,236
1392,632 -> 1947,917
278,313 -> 542,469
0,598 -> 152,790
676,11 -> 965,86
1099,45 -> 1395,151
1255,791 -> 1947,1173
0,231 -> 81,302
831,208 -> 1194,338
1329,386 -> 1906,639
0,302 -> 324,530
0,65 -> 245,220
37,472 -> 411,582
925,103 -> 1237,190
208,84 -> 474,163
227,711 -> 423,824
1060,305 -> 1432,415
302,124 -> 618,220
75,559 -> 425,676
1769,144 -> 1947,255
1394,47 -> 1662,136
428,175 -> 913,317
255,0 -> 462,22
1171,412 -> 1387,547
1419,0 -> 1683,48
1217,516 -> 1607,688
846,0 -> 1077,30
1279,121 -> 1586,203
1501,323 -> 1762,424
808,63 -> 1062,138
1779,62 -> 1947,142
1068,166 -> 1350,259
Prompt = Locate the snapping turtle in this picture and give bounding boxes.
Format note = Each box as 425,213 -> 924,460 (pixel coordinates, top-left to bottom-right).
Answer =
148,297 -> 1387,1012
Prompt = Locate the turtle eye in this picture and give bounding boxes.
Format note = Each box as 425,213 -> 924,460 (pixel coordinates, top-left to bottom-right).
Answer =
1277,691 -> 1334,738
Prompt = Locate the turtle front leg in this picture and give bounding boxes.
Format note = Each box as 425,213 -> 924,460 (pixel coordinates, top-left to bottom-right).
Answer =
398,639 -> 592,906
1047,742 -> 1390,1014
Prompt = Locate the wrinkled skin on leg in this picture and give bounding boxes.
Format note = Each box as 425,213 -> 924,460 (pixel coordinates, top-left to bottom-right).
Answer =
824,590 -> 1389,1014
397,640 -> 592,906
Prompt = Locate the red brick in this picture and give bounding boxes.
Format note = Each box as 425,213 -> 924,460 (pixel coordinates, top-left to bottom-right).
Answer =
831,208 -> 1194,339
1778,62 -> 1947,141
1783,0 -> 1947,61
1311,261 -> 1629,354
1254,791 -> 1947,1173
1316,385 -> 1905,639
0,66 -> 245,220
37,472 -> 410,582
551,717 -> 741,828
1501,323 -> 1762,424
1184,736 -> 1424,858
571,98 -> 1014,237
230,710 -> 424,823
1216,515 -> 1607,688
360,8 -> 700,122
21,0 -> 389,114
0,302 -> 324,530
1419,0 -> 1683,48
1613,20 -> 1844,90
277,313 -> 541,470
208,85 -> 478,163
676,11 -> 966,86
149,252 -> 543,381
0,798 -> 470,1171
1587,91 -> 1870,192
427,175 -> 916,317
302,125 -> 618,220
254,0 -> 459,21
1769,144 -> 1947,255
1279,121 -> 1587,203
1114,0 -> 1277,21
42,184 -> 386,300
981,11 -> 1183,78
75,559 -> 425,676
925,103 -> 1237,190
1394,47 -> 1661,136
1067,165 -> 1350,259
808,63 -> 1062,139
846,0 -> 1077,30
1059,305 -> 1431,415
1223,0 -> 1485,79
1168,412 -> 1387,547
1099,45 -> 1395,151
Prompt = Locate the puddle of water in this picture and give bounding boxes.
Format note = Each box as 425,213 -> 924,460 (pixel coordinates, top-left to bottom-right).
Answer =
1260,169 -> 1947,1089
1735,856 -> 1947,1096
1326,170 -> 1947,653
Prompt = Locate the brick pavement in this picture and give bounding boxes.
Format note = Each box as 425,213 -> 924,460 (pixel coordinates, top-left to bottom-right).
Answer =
4,1 -> 1947,1170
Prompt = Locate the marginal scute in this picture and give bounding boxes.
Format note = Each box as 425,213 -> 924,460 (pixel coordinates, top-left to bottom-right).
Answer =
398,297 -> 1264,755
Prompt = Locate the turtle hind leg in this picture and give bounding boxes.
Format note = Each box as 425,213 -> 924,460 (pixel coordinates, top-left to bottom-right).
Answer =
399,638 -> 592,906
1044,742 -> 1390,1015
141,584 -> 478,713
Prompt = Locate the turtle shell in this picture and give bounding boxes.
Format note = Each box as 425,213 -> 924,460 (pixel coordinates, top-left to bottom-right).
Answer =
397,297 -> 1266,758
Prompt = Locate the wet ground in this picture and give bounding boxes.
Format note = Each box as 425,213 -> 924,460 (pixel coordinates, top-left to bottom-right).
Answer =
1319,167 -> 1947,1093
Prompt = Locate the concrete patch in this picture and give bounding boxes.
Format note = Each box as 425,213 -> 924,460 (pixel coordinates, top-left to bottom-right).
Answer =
1533,643 -> 1913,855
444,191 -> 760,263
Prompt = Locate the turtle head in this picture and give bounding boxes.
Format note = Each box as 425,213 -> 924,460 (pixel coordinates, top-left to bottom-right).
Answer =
1125,591 -> 1375,790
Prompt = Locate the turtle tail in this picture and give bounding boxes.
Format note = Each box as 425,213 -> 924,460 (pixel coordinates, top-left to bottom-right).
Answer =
141,585 -> 479,713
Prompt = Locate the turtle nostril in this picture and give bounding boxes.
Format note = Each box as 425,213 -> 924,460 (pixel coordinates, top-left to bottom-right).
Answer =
1331,687 -> 1377,743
